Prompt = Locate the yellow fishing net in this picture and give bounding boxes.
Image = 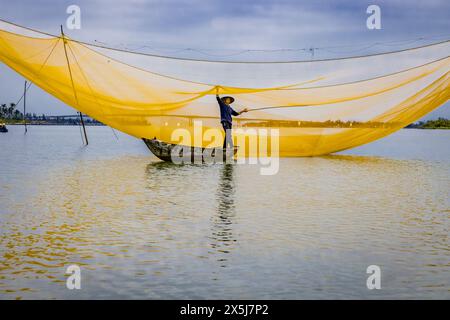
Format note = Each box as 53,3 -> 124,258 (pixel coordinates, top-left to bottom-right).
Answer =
0,20 -> 449,156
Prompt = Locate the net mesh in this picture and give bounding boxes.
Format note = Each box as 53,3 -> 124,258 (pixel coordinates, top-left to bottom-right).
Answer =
0,21 -> 448,156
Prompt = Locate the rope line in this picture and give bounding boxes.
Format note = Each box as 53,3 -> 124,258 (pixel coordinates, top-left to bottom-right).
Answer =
13,37 -> 61,106
65,37 -> 450,64
112,35 -> 450,58
0,17 -> 448,64
60,29 -> 87,145
74,36 -> 450,91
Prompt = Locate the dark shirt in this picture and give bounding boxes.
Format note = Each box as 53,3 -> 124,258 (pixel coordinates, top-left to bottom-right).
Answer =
217,96 -> 239,124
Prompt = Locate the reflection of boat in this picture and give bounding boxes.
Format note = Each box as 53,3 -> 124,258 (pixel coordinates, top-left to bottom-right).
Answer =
0,123 -> 8,133
143,138 -> 238,163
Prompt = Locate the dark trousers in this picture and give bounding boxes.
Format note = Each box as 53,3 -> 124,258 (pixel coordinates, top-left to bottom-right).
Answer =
221,121 -> 233,149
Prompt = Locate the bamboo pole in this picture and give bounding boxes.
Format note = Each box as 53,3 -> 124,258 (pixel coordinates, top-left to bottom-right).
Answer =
23,80 -> 27,133
60,25 -> 88,145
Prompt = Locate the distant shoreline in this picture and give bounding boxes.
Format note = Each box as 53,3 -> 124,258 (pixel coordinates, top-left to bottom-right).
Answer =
405,127 -> 450,129
3,123 -> 449,129
2,117 -> 449,129
4,122 -> 104,126
405,118 -> 450,130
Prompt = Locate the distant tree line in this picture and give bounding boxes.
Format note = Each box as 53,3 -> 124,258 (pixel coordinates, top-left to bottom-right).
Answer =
240,118 -> 450,129
0,103 -> 23,120
1,102 -> 44,121
406,118 -> 450,129
240,119 -> 398,128
2,101 -> 448,128
0,102 -> 103,125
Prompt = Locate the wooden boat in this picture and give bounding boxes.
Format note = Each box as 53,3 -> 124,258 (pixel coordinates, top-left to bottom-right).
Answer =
0,123 -> 8,133
143,138 -> 238,163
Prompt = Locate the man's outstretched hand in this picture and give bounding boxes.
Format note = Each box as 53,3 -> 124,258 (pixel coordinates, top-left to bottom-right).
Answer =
240,108 -> 249,114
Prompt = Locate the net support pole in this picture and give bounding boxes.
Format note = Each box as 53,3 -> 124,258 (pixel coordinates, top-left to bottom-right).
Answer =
60,24 -> 88,145
23,80 -> 27,134
78,112 -> 88,145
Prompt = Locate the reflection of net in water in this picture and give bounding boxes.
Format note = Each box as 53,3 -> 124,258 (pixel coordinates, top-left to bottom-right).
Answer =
0,20 -> 448,156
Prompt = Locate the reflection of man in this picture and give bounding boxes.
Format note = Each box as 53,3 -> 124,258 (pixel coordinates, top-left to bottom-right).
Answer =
212,163 -> 236,266
216,94 -> 248,149
217,163 -> 235,215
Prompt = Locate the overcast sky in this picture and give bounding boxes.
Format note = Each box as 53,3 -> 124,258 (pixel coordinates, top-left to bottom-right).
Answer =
0,0 -> 448,118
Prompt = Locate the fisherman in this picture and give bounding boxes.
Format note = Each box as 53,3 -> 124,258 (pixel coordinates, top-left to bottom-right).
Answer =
216,94 -> 248,149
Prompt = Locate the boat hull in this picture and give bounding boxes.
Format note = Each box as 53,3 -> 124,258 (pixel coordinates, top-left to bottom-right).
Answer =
143,138 -> 238,163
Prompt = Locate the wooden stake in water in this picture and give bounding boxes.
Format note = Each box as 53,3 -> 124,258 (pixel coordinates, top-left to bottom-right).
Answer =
60,24 -> 88,146
23,80 -> 27,134
79,112 -> 89,145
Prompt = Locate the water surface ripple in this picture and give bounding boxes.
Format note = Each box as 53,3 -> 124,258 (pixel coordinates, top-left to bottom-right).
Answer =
0,126 -> 449,299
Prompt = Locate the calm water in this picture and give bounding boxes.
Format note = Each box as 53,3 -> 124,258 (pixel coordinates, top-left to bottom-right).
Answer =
0,125 -> 449,299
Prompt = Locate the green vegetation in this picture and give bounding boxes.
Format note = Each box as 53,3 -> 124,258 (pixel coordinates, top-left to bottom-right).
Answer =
0,103 -> 24,123
0,102 -> 102,125
241,119 -> 450,129
240,119 -> 397,128
406,118 -> 450,129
